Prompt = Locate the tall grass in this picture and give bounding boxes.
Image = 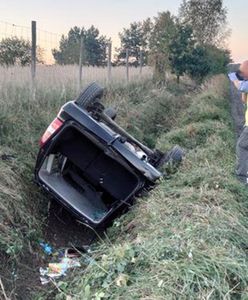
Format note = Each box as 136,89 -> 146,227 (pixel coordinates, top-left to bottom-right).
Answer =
0,149 -> 41,255
0,65 -> 153,91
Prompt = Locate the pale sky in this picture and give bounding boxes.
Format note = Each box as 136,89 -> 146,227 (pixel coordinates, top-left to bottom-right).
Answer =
0,0 -> 247,63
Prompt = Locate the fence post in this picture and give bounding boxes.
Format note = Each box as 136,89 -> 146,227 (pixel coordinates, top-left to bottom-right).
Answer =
107,42 -> 112,83
126,48 -> 129,83
31,20 -> 36,99
78,35 -> 84,91
139,49 -> 143,76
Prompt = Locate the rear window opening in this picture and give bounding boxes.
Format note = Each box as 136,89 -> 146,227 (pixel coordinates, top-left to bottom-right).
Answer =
38,126 -> 140,224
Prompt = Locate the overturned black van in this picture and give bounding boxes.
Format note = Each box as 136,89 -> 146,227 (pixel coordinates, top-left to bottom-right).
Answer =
34,82 -> 184,229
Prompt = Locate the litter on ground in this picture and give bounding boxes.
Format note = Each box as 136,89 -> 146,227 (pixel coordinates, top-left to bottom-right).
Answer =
39,247 -> 83,285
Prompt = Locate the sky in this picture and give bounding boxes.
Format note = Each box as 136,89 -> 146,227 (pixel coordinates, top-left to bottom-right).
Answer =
0,0 -> 247,63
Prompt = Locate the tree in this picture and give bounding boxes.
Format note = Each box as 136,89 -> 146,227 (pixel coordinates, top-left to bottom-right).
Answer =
168,24 -> 195,83
205,45 -> 231,74
185,44 -> 231,83
148,4 -> 231,84
186,46 -> 211,83
52,26 -> 108,66
149,11 -> 177,82
179,0 -> 229,47
53,27 -> 81,65
116,19 -> 152,66
0,37 -> 43,66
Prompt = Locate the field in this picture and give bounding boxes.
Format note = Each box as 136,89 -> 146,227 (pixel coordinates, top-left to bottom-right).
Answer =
1,65 -> 248,299
0,65 -> 153,89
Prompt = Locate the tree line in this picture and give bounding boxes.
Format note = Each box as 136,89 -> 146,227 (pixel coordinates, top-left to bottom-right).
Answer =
0,0 -> 231,83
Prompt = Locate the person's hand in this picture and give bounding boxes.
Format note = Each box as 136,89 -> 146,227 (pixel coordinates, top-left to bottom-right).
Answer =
228,72 -> 238,81
228,72 -> 243,90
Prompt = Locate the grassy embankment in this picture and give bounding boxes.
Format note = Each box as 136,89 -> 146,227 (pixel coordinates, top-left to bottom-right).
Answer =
47,75 -> 248,299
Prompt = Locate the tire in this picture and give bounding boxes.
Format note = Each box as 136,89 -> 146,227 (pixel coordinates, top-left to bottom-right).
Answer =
75,82 -> 104,109
104,107 -> 117,120
156,145 -> 185,169
167,145 -> 185,162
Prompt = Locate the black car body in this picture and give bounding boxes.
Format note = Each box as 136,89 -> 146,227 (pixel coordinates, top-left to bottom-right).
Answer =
34,83 -> 182,229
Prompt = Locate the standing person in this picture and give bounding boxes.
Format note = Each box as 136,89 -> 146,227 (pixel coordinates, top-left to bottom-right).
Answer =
229,61 -> 248,183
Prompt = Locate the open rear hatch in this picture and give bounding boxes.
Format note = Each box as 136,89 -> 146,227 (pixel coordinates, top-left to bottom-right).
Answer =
38,125 -> 141,225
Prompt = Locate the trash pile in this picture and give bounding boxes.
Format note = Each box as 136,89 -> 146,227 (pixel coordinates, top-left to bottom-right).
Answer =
39,242 -> 85,285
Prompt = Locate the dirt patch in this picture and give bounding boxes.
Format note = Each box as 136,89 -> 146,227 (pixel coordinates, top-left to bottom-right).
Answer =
44,200 -> 95,248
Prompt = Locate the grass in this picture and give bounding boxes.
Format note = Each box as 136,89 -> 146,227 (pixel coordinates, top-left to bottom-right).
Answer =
1,66 -> 248,299
0,67 -> 189,299
39,75 -> 248,300
0,149 -> 40,255
0,65 -> 153,91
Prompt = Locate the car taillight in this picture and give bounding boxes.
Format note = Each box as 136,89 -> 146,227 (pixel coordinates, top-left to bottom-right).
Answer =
39,117 -> 64,147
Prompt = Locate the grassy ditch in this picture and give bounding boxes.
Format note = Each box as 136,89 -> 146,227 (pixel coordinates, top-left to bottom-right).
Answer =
0,84 -> 74,298
45,75 -> 248,300
0,84 -> 74,254
0,78 -> 189,299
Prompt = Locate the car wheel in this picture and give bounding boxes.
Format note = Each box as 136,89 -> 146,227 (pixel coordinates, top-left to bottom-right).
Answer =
104,107 -> 117,120
156,145 -> 185,169
166,145 -> 185,163
75,82 -> 104,109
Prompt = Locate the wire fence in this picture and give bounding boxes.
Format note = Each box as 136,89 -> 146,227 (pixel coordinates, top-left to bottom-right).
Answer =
0,20 -> 60,64
0,20 -> 153,91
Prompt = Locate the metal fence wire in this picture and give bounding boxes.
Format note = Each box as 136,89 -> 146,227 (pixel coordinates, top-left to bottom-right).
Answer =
0,20 -> 152,90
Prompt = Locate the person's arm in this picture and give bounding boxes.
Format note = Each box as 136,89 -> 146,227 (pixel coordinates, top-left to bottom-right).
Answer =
228,72 -> 248,92
228,72 -> 241,89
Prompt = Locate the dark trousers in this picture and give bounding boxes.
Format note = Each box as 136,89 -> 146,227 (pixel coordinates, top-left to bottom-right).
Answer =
236,126 -> 248,183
